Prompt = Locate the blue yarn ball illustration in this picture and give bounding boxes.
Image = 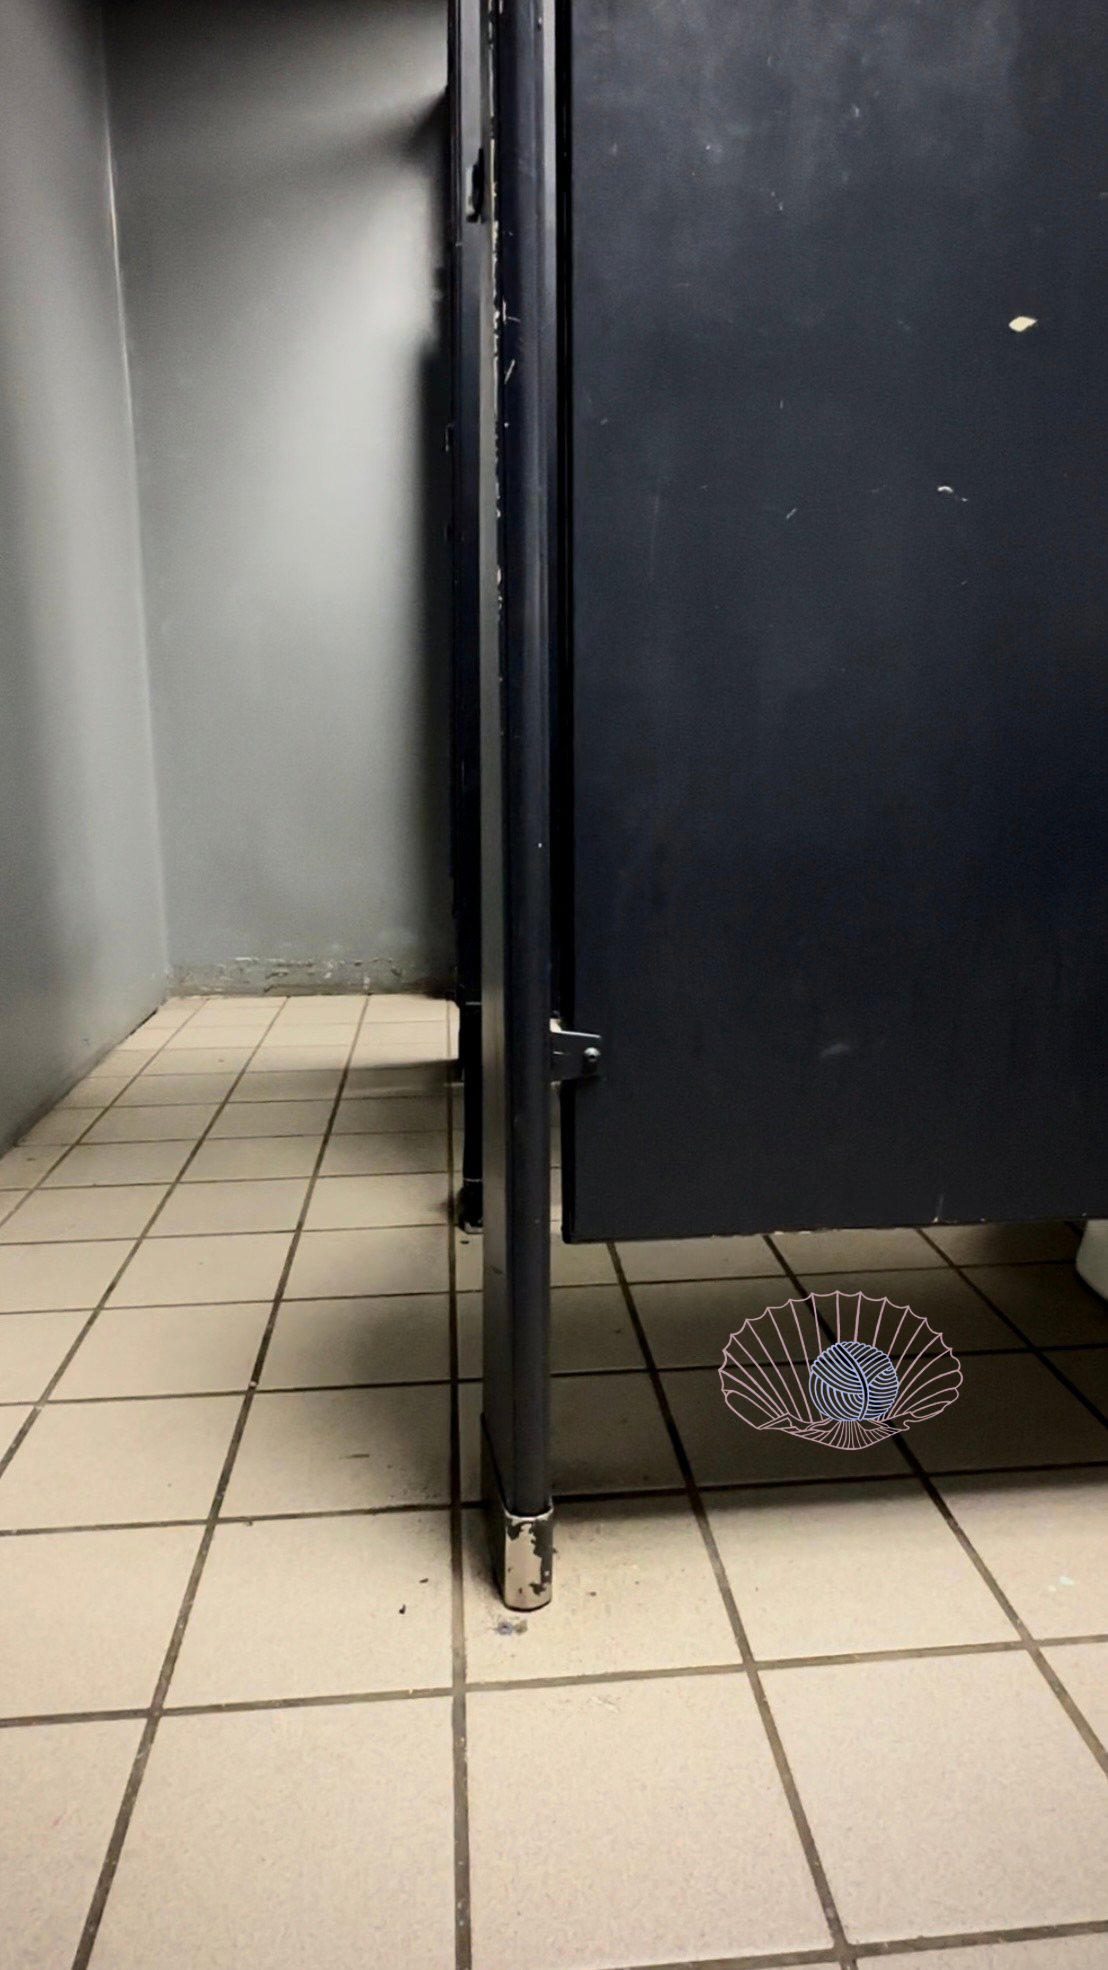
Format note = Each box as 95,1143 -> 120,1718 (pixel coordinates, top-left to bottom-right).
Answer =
809,1340 -> 899,1422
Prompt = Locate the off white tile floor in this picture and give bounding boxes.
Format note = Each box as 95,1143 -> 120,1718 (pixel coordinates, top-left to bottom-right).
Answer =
1,994 -> 1108,1969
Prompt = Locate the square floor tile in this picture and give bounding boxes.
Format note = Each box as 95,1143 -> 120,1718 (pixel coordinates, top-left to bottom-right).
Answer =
0,1186 -> 167,1244
0,1190 -> 27,1226
772,1226 -> 943,1271
320,1132 -> 448,1177
89,1701 -> 454,1970
455,1231 -> 616,1293
142,1049 -> 252,1076
223,1386 -> 451,1514
364,993 -> 446,1022
287,1227 -> 448,1300
305,1174 -> 448,1231
0,1145 -> 66,1188
169,1511 -> 452,1705
939,1471 -> 1108,1638
54,1303 -> 270,1399
258,1024 -> 358,1049
332,1093 -> 447,1134
57,1074 -> 132,1109
233,1069 -> 340,1103
0,1396 -> 239,1527
277,994 -> 365,1021
188,1000 -> 280,1022
45,1141 -> 195,1188
928,1222 -> 1082,1266
0,1310 -> 88,1402
1049,1347 -> 1108,1415
708,1479 -> 1014,1660
1045,1643 -> 1108,1751
0,1525 -> 201,1715
764,1652 -> 1108,1938
86,1105 -> 219,1143
260,1296 -> 450,1389
344,1062 -> 448,1097
183,1136 -> 321,1181
799,1268 -> 1022,1355
967,1264 -> 1108,1346
210,1099 -> 333,1138
151,1179 -> 308,1237
464,1498 -> 738,1682
118,1072 -> 236,1106
663,1366 -> 905,1486
163,1025 -> 271,1051
0,1720 -> 143,1966
20,1109 -> 93,1146
909,1353 -> 1108,1473
352,1024 -> 448,1066
108,1234 -> 292,1308
249,1044 -> 351,1073
632,1275 -> 809,1369
459,1373 -> 681,1503
456,1284 -> 642,1379
467,1675 -> 829,1969
0,1240 -> 133,1312
617,1234 -> 784,1281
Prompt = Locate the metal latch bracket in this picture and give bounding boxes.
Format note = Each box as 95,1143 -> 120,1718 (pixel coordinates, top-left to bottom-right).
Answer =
550,1024 -> 602,1083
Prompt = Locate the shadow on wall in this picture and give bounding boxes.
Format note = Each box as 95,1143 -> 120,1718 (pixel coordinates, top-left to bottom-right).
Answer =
0,0 -> 166,1147
104,0 -> 454,995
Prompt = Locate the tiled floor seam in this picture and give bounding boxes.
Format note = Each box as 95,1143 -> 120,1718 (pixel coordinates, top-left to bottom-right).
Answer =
67,996 -> 372,1970
851,1916 -> 1108,1956
913,1223 -> 1108,1429
0,1003 -> 290,1492
892,1425 -> 1108,1784
446,1080 -> 473,1970
595,1916 -> 1108,1969
0,1005 -> 223,1483
765,1231 -> 1108,1777
609,1244 -> 860,1970
11,1632 -> 1108,1732
1,1000 -> 211,1206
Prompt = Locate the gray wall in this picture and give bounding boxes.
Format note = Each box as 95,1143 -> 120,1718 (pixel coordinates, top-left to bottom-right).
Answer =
0,0 -> 167,1147
105,0 -> 453,995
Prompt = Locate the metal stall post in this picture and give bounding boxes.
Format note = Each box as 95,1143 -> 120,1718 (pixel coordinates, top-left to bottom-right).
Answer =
479,0 -> 555,1609
447,0 -> 485,1231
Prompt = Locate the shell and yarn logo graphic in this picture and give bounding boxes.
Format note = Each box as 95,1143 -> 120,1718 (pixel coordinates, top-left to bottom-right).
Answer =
719,1290 -> 962,1450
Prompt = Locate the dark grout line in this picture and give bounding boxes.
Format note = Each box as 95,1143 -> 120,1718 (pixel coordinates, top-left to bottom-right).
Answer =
892,1425 -> 1108,1780
0,1706 -> 148,1731
0,1501 -> 454,1539
0,1219 -> 452,1246
852,1916 -> 1108,1958
913,1225 -> 1108,1432
596,1914 -> 1108,1970
468,1663 -> 748,1697
531,1948 -> 842,1970
0,1008 -> 224,1486
445,1079 -> 473,1970
0,1687 -> 455,1734
164,1686 -> 452,1719
609,1245 -> 859,1970
68,997 -> 371,1970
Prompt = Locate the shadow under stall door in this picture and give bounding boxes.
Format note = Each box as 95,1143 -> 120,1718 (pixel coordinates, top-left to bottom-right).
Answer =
560,0 -> 1108,1242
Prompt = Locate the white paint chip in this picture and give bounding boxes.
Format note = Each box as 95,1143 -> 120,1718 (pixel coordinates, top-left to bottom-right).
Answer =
1009,315 -> 1038,332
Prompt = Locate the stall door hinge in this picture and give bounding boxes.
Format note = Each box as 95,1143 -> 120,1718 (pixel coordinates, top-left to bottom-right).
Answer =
550,1023 -> 602,1082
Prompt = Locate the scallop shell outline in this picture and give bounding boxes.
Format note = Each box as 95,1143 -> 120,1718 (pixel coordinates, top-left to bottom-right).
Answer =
719,1290 -> 962,1450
